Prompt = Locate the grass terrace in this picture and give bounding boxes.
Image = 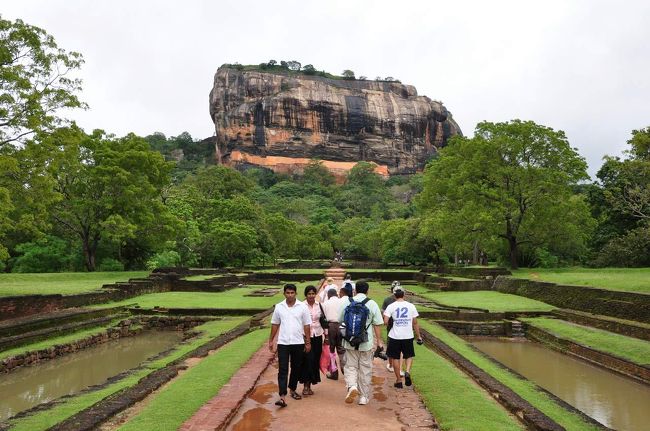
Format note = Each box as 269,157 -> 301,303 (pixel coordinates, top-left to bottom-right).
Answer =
522,317 -> 650,366
511,267 -> 650,294
415,291 -> 555,312
118,328 -> 267,431
91,286 -> 287,310
0,272 -> 148,297
420,320 -> 600,430
6,317 -> 248,431
412,343 -> 524,431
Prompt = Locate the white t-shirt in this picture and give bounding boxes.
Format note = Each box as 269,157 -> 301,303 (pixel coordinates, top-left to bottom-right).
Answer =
383,300 -> 419,340
271,299 -> 311,345
321,295 -> 343,322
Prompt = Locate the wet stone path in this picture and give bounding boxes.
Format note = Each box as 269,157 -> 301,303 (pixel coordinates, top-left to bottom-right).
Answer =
182,343 -> 438,430
226,355 -> 438,430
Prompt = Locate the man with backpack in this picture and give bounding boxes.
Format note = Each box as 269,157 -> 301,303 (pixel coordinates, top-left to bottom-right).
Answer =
342,274 -> 355,296
338,280 -> 384,406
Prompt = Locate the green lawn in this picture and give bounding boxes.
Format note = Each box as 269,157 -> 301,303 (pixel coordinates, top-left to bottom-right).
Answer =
511,267 -> 650,294
522,317 -> 650,365
412,343 -> 524,431
7,318 -> 247,431
0,319 -> 125,360
119,328 -> 267,431
0,272 -> 148,297
421,321 -> 600,430
91,288 -> 284,310
416,291 -> 555,312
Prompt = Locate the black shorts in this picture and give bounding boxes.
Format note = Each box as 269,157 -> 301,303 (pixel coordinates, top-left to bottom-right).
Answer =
386,337 -> 415,359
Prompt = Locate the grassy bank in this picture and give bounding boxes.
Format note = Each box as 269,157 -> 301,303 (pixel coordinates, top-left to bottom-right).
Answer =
420,320 -> 600,430
91,288 -> 284,310
416,291 -> 555,312
0,272 -> 148,297
118,328 -> 267,431
412,343 -> 524,431
0,319 -> 125,360
7,318 -> 247,431
511,268 -> 650,294
522,317 -> 650,365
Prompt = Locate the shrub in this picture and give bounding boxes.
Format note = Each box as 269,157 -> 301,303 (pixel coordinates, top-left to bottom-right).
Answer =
98,258 -> 124,271
146,250 -> 181,270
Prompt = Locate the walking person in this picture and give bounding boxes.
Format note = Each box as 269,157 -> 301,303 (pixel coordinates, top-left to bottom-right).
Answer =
321,288 -> 345,378
269,284 -> 312,407
339,280 -> 384,406
383,285 -> 423,388
382,281 -> 403,374
300,285 -> 324,396
342,274 -> 356,295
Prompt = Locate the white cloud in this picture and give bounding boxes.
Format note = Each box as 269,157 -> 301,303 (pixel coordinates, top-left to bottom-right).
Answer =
3,0 -> 650,176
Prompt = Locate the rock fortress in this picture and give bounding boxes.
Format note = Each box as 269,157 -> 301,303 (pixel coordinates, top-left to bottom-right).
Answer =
208,65 -> 462,182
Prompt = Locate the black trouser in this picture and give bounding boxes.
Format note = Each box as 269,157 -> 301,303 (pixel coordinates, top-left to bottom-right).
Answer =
277,343 -> 304,396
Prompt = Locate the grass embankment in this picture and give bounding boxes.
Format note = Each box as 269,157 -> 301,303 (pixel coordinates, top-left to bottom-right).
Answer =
118,328 -> 267,431
412,343 -> 524,431
0,319 -> 125,360
416,291 -> 555,312
511,267 -> 650,294
0,272 -> 148,297
420,321 -> 600,430
91,287 -> 284,310
523,317 -> 650,365
7,318 -> 247,431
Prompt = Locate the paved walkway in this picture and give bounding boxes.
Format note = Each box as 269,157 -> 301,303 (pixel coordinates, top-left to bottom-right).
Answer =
226,355 -> 437,430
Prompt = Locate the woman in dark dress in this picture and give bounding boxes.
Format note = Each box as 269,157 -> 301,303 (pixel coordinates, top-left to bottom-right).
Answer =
300,285 -> 324,395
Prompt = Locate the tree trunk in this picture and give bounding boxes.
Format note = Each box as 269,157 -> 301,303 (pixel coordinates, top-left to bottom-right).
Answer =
82,237 -> 96,271
472,240 -> 479,265
508,236 -> 519,269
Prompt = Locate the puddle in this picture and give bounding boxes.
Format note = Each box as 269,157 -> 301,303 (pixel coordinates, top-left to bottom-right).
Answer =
373,390 -> 387,402
230,407 -> 272,431
371,375 -> 385,385
249,382 -> 277,404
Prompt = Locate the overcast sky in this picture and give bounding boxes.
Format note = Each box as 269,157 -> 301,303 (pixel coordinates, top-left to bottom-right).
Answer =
4,0 -> 650,177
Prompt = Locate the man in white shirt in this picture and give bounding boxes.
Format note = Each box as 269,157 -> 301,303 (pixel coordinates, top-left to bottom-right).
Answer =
319,277 -> 338,302
269,283 -> 312,407
383,285 -> 422,389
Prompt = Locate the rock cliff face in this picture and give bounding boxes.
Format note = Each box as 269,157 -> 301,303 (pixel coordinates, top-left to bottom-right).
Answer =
209,66 -> 461,178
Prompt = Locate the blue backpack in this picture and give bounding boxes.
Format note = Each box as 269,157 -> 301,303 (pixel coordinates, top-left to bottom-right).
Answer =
340,298 -> 371,349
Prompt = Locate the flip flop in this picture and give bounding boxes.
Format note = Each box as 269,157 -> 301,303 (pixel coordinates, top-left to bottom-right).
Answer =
404,371 -> 412,387
275,399 -> 287,408
290,391 -> 302,400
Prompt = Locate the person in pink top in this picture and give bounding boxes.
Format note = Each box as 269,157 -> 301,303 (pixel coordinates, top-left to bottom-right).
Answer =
299,285 -> 325,395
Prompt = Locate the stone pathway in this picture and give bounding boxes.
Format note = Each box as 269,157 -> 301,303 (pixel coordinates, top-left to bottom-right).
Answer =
226,355 -> 437,431
181,344 -> 438,430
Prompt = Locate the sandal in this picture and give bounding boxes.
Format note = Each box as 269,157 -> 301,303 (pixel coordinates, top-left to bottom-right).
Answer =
275,398 -> 287,408
290,391 -> 302,400
302,388 -> 314,396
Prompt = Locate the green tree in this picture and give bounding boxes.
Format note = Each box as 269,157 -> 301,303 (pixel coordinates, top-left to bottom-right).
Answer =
200,220 -> 259,267
420,120 -> 592,268
0,17 -> 85,147
342,69 -> 355,80
44,126 -> 175,271
12,235 -> 75,272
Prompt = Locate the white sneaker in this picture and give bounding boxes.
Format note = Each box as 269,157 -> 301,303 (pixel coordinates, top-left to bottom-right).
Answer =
400,370 -> 405,376
386,362 -> 394,372
358,396 -> 369,405
345,386 -> 359,404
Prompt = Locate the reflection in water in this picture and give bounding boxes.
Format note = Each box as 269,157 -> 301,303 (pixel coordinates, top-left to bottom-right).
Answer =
0,331 -> 181,420
472,339 -> 650,431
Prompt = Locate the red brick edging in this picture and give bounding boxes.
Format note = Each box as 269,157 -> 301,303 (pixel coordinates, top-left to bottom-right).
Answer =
180,346 -> 275,431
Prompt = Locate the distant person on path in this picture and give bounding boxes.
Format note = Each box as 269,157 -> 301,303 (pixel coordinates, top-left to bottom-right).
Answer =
322,288 -> 344,378
383,285 -> 422,388
339,280 -> 384,406
300,285 -> 324,396
269,283 -> 312,407
319,277 -> 338,302
342,274 -> 356,296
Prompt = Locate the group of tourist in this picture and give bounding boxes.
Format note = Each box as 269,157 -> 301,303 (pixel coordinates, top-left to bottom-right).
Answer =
268,275 -> 422,407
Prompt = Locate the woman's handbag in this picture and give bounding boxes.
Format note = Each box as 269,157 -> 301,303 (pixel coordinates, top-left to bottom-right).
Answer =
318,303 -> 328,329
